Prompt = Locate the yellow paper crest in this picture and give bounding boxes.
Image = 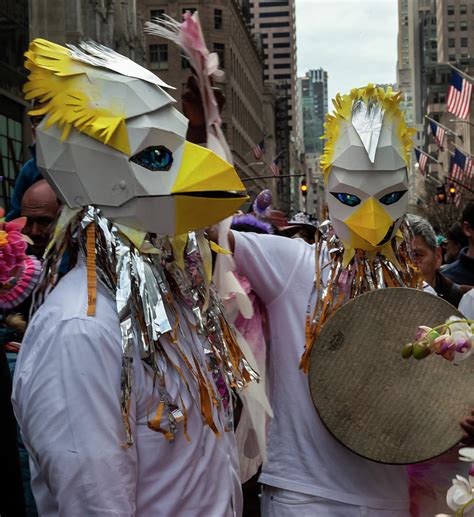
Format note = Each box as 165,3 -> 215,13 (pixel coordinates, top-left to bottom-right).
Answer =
320,84 -> 416,182
23,39 -> 130,155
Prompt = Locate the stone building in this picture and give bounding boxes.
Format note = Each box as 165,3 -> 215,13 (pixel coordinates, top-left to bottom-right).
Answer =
0,0 -> 30,208
0,0 -> 145,209
397,0 -> 474,214
424,1 -> 474,187
139,0 -> 273,195
436,0 -> 474,159
299,69 -> 328,155
248,0 -> 302,213
249,0 -> 296,131
29,1 -> 145,60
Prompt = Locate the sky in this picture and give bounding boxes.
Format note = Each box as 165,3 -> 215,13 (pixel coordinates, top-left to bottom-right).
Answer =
295,0 -> 398,103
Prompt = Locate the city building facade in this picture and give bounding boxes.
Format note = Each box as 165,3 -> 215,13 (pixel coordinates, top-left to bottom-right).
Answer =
397,0 -> 474,217
1,0 -> 30,208
248,0 -> 301,214
249,0 -> 297,129
299,68 -> 328,155
296,69 -> 328,217
140,0 -> 275,196
436,0 -> 474,159
29,0 -> 145,61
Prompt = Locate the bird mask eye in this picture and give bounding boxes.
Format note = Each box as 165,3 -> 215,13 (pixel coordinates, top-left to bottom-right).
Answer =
379,190 -> 407,206
130,146 -> 173,171
331,192 -> 361,207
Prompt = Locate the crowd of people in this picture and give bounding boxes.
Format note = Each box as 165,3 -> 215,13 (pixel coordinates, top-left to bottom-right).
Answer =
2,33 -> 474,517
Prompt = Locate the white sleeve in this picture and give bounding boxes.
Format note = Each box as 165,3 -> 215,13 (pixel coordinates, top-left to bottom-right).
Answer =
459,289 -> 474,318
422,281 -> 437,295
14,317 -> 138,516
232,231 -> 309,305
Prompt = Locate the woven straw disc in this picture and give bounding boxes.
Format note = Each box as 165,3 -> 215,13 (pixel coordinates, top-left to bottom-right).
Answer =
309,287 -> 474,465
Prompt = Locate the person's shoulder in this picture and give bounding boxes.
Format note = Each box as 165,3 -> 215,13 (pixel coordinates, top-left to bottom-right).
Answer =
442,260 -> 459,274
30,263 -> 118,332
422,281 -> 437,295
462,288 -> 474,300
459,288 -> 474,318
18,157 -> 41,179
234,231 -> 309,254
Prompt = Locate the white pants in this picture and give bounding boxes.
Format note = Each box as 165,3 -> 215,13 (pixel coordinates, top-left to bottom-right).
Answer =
261,486 -> 410,517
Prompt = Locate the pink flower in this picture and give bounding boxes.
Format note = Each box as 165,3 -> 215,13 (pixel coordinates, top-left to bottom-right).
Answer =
415,326 -> 439,342
456,339 -> 471,353
432,335 -> 456,361
0,213 -> 30,285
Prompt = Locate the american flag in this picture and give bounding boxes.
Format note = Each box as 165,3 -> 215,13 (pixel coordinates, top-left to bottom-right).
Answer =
415,148 -> 428,175
429,120 -> 446,149
447,70 -> 473,120
252,140 -> 265,160
269,159 -> 280,177
450,148 -> 473,206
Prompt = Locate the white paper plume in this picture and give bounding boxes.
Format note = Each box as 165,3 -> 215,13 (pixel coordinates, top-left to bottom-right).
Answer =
66,40 -> 174,89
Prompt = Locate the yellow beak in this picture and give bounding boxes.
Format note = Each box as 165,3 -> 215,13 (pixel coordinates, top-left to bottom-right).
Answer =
171,141 -> 248,234
345,197 -> 394,248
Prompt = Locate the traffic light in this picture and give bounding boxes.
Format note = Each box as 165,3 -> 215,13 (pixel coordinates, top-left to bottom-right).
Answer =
436,185 -> 446,204
300,179 -> 308,197
448,183 -> 456,198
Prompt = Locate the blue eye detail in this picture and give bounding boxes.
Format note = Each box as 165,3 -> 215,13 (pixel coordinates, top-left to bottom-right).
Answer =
130,146 -> 173,171
331,192 -> 361,207
379,191 -> 407,205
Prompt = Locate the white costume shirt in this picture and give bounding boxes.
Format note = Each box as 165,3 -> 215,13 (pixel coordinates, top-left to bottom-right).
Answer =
459,288 -> 474,318
12,260 -> 241,516
232,232 -> 410,510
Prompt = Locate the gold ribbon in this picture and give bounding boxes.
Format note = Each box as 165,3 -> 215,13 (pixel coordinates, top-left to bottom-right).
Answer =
86,222 -> 97,317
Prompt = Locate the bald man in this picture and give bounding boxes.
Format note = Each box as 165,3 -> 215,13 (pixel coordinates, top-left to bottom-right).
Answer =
21,179 -> 60,258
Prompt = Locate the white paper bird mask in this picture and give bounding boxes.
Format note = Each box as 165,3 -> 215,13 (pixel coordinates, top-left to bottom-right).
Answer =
321,85 -> 416,252
24,39 -> 247,236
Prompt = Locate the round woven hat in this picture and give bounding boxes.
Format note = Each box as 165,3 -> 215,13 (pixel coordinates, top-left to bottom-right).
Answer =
309,287 -> 474,465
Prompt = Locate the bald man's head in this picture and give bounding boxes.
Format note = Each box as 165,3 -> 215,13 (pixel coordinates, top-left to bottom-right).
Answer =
21,179 -> 61,258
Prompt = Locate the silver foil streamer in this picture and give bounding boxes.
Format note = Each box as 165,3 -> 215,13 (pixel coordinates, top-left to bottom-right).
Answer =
364,260 -> 375,291
33,206 -> 256,443
374,256 -> 385,289
114,230 -> 135,446
308,221 -> 420,340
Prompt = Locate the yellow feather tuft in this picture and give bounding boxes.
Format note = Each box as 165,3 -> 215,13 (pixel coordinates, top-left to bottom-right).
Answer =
321,84 -> 415,183
23,39 -> 130,155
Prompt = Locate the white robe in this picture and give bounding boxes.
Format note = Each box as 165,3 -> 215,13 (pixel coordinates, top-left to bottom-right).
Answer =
12,260 -> 242,516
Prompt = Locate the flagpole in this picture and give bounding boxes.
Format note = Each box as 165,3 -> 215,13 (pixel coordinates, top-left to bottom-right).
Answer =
414,146 -> 441,164
265,149 -> 284,163
424,115 -> 459,138
447,62 -> 474,83
452,142 -> 474,158
242,174 -> 305,181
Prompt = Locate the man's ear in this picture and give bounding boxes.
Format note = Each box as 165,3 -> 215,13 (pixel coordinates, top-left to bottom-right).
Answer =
463,221 -> 473,239
435,246 -> 443,270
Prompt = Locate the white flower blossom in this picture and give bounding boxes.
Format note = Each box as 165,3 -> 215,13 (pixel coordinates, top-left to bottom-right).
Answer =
446,475 -> 474,513
460,448 -> 474,463
445,317 -> 474,363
